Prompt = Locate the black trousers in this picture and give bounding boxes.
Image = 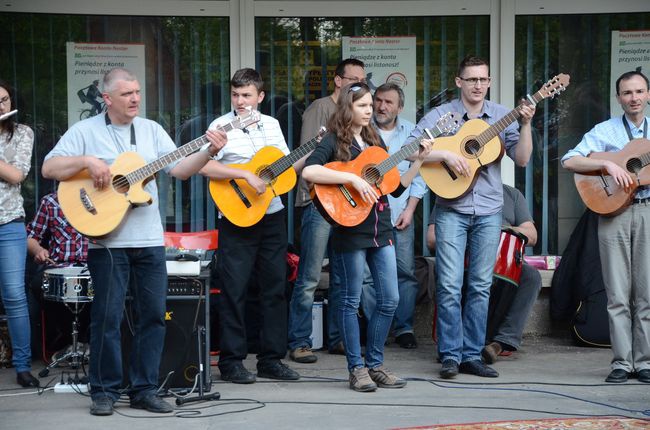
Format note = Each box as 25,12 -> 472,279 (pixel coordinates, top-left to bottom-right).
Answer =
216,210 -> 288,370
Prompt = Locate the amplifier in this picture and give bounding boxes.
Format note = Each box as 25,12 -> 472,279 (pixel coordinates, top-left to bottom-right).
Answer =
122,273 -> 212,391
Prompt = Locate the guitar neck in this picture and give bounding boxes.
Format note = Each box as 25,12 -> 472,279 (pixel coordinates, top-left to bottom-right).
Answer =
125,121 -> 239,184
267,133 -> 322,178
476,89 -> 546,147
376,126 -> 441,176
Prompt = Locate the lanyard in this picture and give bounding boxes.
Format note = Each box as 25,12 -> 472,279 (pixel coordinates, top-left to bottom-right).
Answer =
622,115 -> 648,141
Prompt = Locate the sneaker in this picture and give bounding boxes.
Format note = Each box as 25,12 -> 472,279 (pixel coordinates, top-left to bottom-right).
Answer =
328,341 -> 346,355
395,332 -> 417,349
440,359 -> 459,379
459,360 -> 499,378
257,360 -> 300,380
481,341 -> 502,364
290,346 -> 318,364
349,367 -> 377,392
220,362 -> 256,384
90,396 -> 115,416
130,394 -> 173,413
368,366 -> 407,388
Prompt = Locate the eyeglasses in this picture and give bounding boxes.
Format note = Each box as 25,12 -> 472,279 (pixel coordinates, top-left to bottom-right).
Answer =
340,75 -> 366,83
459,77 -> 491,86
0,96 -> 10,106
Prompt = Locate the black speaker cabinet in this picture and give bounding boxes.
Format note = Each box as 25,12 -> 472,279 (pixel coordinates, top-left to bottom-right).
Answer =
122,274 -> 211,391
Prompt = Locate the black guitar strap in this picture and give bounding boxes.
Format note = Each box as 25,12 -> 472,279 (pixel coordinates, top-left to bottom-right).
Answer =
622,115 -> 648,142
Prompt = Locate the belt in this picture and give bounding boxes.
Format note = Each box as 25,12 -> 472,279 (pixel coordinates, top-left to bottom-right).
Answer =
633,197 -> 650,204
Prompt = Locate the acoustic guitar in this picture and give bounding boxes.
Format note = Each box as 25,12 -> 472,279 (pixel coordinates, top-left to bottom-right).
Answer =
209,127 -> 327,227
58,110 -> 261,237
312,112 -> 461,227
420,73 -> 570,199
574,138 -> 650,216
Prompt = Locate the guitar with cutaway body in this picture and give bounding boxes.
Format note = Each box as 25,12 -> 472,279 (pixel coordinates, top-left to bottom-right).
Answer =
209,127 -> 327,227
58,110 -> 261,237
420,73 -> 570,199
574,138 -> 650,216
313,113 -> 461,227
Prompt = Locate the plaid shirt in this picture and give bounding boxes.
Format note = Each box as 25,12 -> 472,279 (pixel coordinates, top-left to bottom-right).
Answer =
26,192 -> 88,265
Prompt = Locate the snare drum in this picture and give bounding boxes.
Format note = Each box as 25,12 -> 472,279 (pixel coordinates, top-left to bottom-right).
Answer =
492,228 -> 528,287
42,266 -> 93,303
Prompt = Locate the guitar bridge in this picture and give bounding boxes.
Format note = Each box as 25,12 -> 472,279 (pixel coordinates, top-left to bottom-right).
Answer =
338,185 -> 357,208
599,175 -> 613,197
441,161 -> 458,181
80,188 -> 97,215
229,179 -> 252,208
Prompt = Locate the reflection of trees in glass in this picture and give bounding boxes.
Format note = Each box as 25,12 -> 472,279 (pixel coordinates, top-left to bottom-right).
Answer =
514,12 -> 650,255
0,13 -> 229,229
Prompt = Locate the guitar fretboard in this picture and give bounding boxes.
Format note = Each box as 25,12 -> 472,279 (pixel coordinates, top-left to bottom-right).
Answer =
125,121 -> 240,184
267,129 -> 326,178
376,126 -> 442,176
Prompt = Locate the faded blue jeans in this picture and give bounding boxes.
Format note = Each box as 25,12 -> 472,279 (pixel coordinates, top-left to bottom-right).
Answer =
360,223 -> 418,336
435,206 -> 501,364
0,221 -> 31,373
336,245 -> 399,371
288,203 -> 341,350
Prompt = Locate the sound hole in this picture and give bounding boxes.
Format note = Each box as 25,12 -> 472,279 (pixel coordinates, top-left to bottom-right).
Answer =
626,158 -> 642,174
363,166 -> 381,184
464,139 -> 481,157
258,167 -> 274,183
112,175 -> 130,194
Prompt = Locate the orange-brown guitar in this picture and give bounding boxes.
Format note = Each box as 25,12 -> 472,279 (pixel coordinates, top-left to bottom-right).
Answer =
420,73 -> 570,199
209,128 -> 326,227
58,110 -> 260,237
313,113 -> 460,227
574,138 -> 650,216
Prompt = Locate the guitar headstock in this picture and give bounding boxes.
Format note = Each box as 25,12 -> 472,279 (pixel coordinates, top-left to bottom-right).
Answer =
430,111 -> 462,137
233,106 -> 262,130
537,73 -> 571,101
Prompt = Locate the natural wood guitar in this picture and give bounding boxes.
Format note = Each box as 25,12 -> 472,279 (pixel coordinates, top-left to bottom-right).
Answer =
420,73 -> 570,199
58,110 -> 260,237
313,113 -> 461,227
209,127 -> 327,227
574,138 -> 650,216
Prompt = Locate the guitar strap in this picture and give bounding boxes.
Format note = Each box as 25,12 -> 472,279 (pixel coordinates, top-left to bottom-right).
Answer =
105,113 -> 136,152
622,115 -> 648,141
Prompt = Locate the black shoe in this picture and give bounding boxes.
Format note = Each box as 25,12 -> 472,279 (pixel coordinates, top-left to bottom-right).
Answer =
220,363 -> 256,384
605,369 -> 630,383
395,332 -> 418,349
459,360 -> 499,378
440,359 -> 459,379
130,394 -> 173,413
16,371 -> 40,388
637,369 -> 650,383
90,396 -> 115,416
328,341 -> 346,355
257,360 -> 300,381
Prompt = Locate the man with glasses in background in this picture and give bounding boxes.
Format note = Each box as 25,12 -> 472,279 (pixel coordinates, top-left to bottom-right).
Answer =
408,55 -> 535,379
288,58 -> 365,364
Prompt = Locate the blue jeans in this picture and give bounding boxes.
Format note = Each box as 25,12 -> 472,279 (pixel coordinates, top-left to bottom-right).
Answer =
360,224 -> 418,336
435,207 -> 501,363
336,245 -> 398,371
0,221 -> 31,373
88,247 -> 167,402
288,204 -> 341,350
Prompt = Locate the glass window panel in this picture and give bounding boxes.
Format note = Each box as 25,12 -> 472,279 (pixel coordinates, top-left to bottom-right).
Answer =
0,13 -> 229,232
515,12 -> 650,255
256,15 -> 490,251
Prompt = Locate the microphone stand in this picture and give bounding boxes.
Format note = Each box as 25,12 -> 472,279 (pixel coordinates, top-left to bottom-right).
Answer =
175,325 -> 220,405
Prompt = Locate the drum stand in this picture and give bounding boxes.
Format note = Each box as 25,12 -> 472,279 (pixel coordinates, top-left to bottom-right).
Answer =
39,300 -> 89,379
